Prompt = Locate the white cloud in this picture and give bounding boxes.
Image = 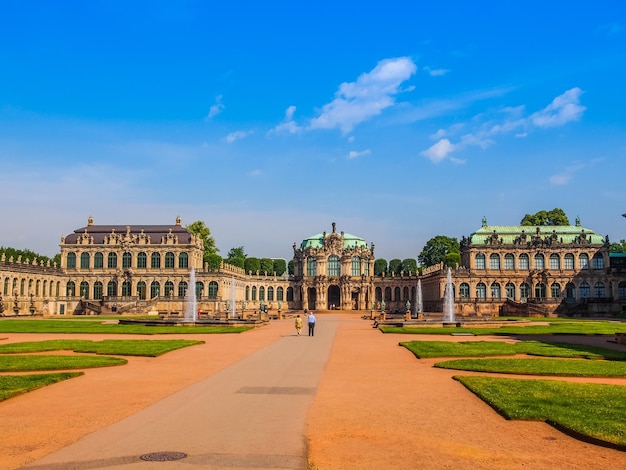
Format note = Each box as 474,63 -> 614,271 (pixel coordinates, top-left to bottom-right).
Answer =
530,88 -> 586,128
224,130 -> 253,143
207,95 -> 225,119
423,66 -> 449,77
347,149 -> 371,159
421,138 -> 455,163
269,105 -> 302,134
309,57 -> 417,133
549,174 -> 571,185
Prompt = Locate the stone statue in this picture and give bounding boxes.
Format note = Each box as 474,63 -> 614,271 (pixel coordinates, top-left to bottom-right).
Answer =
405,300 -> 410,311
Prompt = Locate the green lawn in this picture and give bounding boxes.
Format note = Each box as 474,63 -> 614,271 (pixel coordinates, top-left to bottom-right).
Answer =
0,373 -> 83,401
0,339 -> 204,356
0,319 -> 252,334
436,357 -> 626,377
400,340 -> 626,360
455,376 -> 626,449
0,355 -> 127,371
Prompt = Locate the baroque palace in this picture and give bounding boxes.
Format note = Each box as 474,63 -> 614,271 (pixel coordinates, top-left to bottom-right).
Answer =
1,216 -> 625,318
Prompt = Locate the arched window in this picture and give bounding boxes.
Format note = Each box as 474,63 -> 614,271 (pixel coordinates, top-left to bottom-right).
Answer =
476,283 -> 486,299
287,287 -> 294,302
67,252 -> 76,269
80,253 -> 90,269
179,252 -> 189,268
66,281 -> 76,297
165,281 -> 174,297
384,287 -> 392,301
504,254 -> 515,270
94,252 -> 104,269
375,287 -> 382,302
307,258 -> 317,276
564,253 -> 574,269
165,252 -> 175,268
107,281 -> 117,297
549,254 -> 560,270
327,255 -> 340,276
277,287 -> 284,301
618,281 -> 626,300
38,280 -> 42,296
364,261 -> 370,276
475,253 -> 486,269
565,282 -> 575,300
505,282 -> 516,300
592,253 -> 604,269
491,282 -> 501,299
403,286 -> 410,300
150,281 -> 160,299
93,281 -> 103,300
394,287 -> 401,301
268,287 -> 274,301
579,281 -> 590,299
551,282 -> 561,298
259,286 -> 265,301
151,252 -> 161,269
137,281 -> 147,300
579,254 -> 589,270
108,252 -> 117,269
178,281 -> 188,298
137,252 -> 147,268
122,252 -> 132,269
535,283 -> 546,299
3,277 -> 8,295
208,281 -> 218,298
459,283 -> 470,299
520,283 -> 530,301
534,254 -> 545,270
196,282 -> 203,299
252,286 -> 257,301
594,282 -> 605,298
489,254 -> 500,270
519,254 -> 529,270
351,257 -> 361,276
245,286 -> 250,301
122,281 -> 131,296
79,281 -> 89,299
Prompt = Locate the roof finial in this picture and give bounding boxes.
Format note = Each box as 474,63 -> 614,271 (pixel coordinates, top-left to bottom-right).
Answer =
575,215 -> 581,226
88,215 -> 94,226
332,222 -> 336,233
176,215 -> 182,226
481,216 -> 487,227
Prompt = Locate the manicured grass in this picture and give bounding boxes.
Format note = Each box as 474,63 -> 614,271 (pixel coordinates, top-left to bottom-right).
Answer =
0,319 -> 252,334
0,355 -> 127,372
455,375 -> 626,448
0,373 -> 83,401
0,339 -> 204,356
382,320 -> 626,336
436,358 -> 626,377
401,340 -> 626,360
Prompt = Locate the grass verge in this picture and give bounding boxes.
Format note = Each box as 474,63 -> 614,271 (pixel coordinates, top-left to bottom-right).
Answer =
455,375 -> 626,449
0,339 -> 204,356
0,355 -> 127,372
0,372 -> 83,401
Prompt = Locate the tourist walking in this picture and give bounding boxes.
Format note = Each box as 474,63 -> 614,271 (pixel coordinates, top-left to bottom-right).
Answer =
307,309 -> 316,336
294,314 -> 303,336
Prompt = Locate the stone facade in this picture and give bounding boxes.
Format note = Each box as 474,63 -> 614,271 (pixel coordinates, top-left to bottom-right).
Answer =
1,216 -> 624,318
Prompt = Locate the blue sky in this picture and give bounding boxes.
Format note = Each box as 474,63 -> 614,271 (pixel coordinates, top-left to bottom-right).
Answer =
1,1 -> 625,261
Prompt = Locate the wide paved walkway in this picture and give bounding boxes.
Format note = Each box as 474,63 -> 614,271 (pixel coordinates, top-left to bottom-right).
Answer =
20,318 -> 336,469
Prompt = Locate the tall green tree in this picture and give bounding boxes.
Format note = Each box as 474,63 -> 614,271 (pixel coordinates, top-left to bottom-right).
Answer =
205,253 -> 222,271
273,259 -> 287,276
225,246 -> 246,269
520,208 -> 570,226
244,257 -> 260,274
288,260 -> 295,275
418,236 -> 460,268
609,240 -> 626,253
260,258 -> 274,274
401,258 -> 418,274
0,247 -> 60,266
374,258 -> 388,276
186,220 -> 219,267
389,258 -> 402,275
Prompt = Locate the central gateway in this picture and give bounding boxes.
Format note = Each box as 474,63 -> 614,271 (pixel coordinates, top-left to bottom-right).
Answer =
292,223 -> 374,311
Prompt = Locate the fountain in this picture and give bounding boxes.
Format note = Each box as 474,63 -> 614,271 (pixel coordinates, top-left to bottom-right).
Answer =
230,276 -> 236,319
416,279 -> 423,318
184,267 -> 197,322
442,267 -> 456,325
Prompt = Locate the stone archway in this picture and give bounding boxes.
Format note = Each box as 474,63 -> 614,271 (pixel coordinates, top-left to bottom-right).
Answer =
307,287 -> 317,311
328,285 -> 340,310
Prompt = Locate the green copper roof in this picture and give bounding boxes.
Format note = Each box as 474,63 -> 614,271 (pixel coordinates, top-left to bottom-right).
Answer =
470,225 -> 606,245
301,232 -> 368,249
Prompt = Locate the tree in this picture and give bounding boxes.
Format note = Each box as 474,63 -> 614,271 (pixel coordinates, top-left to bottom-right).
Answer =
244,257 -> 260,274
418,236 -> 460,268
260,258 -> 274,274
186,220 -> 219,266
609,240 -> 626,253
273,258 -> 287,276
374,258 -> 388,276
443,252 -> 461,268
401,258 -> 418,274
520,208 -> 569,226
288,260 -> 295,275
225,246 -> 246,269
205,253 -> 222,271
0,246 -> 60,266
389,259 -> 402,275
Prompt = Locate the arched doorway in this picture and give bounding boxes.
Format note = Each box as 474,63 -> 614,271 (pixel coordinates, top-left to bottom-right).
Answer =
328,285 -> 340,310
307,287 -> 317,311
